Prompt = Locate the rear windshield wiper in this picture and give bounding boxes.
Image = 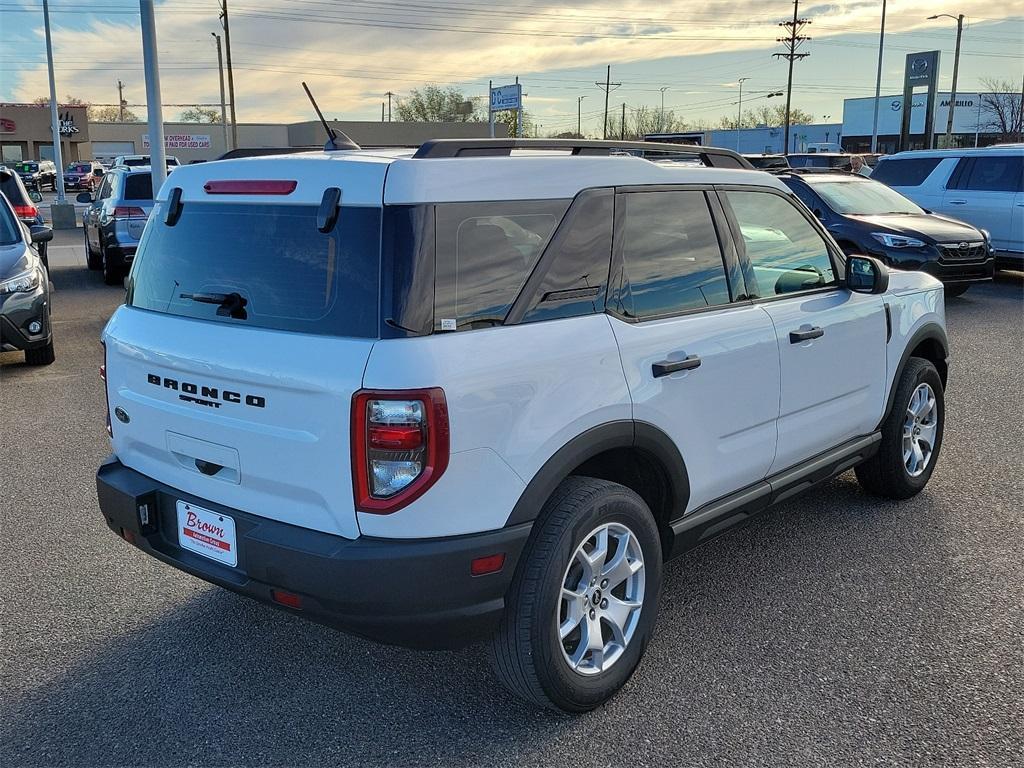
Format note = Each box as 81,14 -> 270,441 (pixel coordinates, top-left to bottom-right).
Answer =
179,291 -> 248,319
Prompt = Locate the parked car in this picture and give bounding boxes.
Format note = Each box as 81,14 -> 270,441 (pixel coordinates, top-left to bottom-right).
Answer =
788,153 -> 852,170
112,154 -> 180,169
13,160 -> 58,191
64,160 -> 105,192
95,138 -> 949,713
78,166 -> 154,284
0,168 -> 48,267
743,154 -> 790,170
0,190 -> 54,365
779,170 -> 993,296
871,147 -> 1024,270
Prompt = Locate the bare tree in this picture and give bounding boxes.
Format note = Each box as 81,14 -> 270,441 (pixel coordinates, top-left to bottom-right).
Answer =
624,106 -> 688,139
179,107 -> 223,123
978,78 -> 1024,143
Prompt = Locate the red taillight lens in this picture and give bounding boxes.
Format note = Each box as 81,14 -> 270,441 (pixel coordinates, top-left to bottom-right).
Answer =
203,179 -> 297,195
352,388 -> 449,514
13,205 -> 38,219
112,206 -> 147,219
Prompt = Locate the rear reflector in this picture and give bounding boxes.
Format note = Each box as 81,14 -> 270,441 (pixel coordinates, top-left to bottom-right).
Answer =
368,424 -> 424,451
13,205 -> 38,219
471,553 -> 506,576
203,180 -> 297,195
270,589 -> 303,609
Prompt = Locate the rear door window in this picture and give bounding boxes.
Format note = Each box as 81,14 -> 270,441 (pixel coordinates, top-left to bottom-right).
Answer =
129,202 -> 381,338
434,200 -> 568,331
956,155 -> 1024,192
612,190 -> 733,319
871,157 -> 943,187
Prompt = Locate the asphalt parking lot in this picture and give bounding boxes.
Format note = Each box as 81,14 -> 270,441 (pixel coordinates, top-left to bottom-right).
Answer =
2,227 -> 1022,767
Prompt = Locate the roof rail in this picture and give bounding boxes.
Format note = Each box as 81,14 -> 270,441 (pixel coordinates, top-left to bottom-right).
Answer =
412,138 -> 753,169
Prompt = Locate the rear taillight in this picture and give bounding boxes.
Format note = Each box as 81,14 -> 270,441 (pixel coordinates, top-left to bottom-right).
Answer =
100,345 -> 112,437
13,205 -> 38,219
352,388 -> 449,514
112,206 -> 147,219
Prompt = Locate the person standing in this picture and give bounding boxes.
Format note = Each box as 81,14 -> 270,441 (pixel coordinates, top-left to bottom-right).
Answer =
850,155 -> 872,177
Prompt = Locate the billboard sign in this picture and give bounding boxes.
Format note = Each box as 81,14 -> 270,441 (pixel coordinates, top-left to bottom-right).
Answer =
143,133 -> 211,149
490,84 -> 522,112
843,93 -> 984,135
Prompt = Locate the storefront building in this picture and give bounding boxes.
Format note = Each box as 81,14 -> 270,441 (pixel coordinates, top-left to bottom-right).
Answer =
0,103 -> 90,164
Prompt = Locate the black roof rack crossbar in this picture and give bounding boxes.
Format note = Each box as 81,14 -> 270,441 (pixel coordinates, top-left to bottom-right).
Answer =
412,138 -> 753,169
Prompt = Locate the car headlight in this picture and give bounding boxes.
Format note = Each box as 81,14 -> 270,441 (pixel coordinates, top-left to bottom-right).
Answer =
0,268 -> 41,295
871,232 -> 926,249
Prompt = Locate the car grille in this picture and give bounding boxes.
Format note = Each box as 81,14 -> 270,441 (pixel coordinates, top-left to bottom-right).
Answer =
938,241 -> 987,262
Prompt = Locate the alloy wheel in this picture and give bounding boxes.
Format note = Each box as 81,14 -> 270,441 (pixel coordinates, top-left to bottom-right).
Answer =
903,382 -> 938,477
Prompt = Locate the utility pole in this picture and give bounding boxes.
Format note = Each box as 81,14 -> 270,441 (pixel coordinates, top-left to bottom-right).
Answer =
773,0 -> 811,156
211,33 -> 228,150
140,0 -> 166,191
928,13 -> 965,148
870,0 -> 887,153
219,0 -> 238,150
659,86 -> 669,132
621,103 -> 626,139
736,77 -> 749,151
577,95 -> 587,137
384,91 -> 395,122
595,65 -> 621,139
117,79 -> 125,121
515,76 -> 523,138
488,79 -> 494,138
42,0 -> 66,207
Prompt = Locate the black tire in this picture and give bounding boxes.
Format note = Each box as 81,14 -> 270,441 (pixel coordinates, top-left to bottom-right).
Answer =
856,357 -> 944,499
944,283 -> 970,297
85,227 -> 102,271
25,340 -> 55,366
101,239 -> 122,286
491,476 -> 663,713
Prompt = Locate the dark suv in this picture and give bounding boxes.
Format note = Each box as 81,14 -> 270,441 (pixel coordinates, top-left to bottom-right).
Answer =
14,160 -> 58,191
779,170 -> 994,296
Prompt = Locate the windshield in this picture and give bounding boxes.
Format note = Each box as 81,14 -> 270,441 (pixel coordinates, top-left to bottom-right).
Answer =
129,202 -> 381,338
811,179 -> 923,215
67,163 -> 91,173
17,162 -> 38,172
122,158 -> 148,166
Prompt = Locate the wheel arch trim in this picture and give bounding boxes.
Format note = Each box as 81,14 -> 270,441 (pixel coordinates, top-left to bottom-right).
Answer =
880,322 -> 948,431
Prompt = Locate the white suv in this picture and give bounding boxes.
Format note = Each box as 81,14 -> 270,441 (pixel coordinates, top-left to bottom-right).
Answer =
872,146 -> 1024,270
96,138 -> 949,712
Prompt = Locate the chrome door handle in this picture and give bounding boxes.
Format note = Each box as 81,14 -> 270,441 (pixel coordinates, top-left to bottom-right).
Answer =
652,355 -> 701,378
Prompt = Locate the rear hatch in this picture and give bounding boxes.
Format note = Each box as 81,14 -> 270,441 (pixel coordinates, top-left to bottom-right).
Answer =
117,172 -> 156,242
103,166 -> 384,538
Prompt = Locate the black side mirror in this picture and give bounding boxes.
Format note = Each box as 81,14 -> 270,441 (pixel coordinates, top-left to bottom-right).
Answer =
94,168 -> 104,177
28,190 -> 43,203
846,255 -> 889,294
76,191 -> 93,203
30,225 -> 53,244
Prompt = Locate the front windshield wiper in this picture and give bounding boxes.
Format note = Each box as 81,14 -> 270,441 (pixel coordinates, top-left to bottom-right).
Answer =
179,291 -> 248,319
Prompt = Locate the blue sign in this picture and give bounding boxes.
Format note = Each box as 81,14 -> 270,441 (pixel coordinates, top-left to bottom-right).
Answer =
490,84 -> 521,112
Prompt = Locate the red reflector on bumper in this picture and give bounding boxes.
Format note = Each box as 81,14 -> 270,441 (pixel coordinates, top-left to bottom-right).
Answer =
203,180 -> 297,195
271,589 -> 303,609
470,553 -> 506,576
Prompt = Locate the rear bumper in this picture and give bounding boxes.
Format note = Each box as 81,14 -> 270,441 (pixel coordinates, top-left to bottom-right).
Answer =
96,458 -> 531,649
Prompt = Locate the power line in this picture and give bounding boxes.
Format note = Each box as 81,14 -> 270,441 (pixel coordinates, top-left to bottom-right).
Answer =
773,0 -> 811,155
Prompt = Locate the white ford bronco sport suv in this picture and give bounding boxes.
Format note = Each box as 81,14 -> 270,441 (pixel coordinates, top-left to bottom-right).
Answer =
96,138 -> 948,712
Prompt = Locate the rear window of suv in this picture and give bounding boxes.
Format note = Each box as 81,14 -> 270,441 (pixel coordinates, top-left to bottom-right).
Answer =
871,157 -> 943,187
129,202 -> 381,338
123,173 -> 153,200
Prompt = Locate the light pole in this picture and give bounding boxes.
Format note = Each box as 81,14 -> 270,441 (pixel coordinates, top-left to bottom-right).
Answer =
736,78 -> 749,150
928,12 -> 965,148
870,0 -> 887,154
212,33 -> 229,151
42,0 -> 66,205
140,0 -> 166,191
577,95 -> 587,137
659,86 -> 669,132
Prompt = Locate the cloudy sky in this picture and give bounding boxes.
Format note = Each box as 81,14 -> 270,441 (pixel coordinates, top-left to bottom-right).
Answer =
1,0 -> 1021,134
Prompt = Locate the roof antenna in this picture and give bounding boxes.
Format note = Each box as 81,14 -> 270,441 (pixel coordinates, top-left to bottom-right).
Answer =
302,81 -> 360,151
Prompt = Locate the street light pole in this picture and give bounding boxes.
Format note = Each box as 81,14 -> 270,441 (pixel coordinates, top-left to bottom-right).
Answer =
42,0 -> 66,203
737,77 -> 749,150
659,86 -> 669,132
870,0 -> 887,154
929,13 -> 965,148
577,95 -> 587,137
212,33 -> 229,151
140,0 -> 166,192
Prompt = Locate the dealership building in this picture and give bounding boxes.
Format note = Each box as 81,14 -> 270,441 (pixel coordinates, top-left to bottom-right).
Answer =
1,103 -> 503,165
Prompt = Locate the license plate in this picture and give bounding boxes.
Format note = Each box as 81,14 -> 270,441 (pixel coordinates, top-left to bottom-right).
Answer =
176,501 -> 237,567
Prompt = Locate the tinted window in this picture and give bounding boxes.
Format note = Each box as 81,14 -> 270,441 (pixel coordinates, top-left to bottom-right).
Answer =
123,173 -> 153,200
434,200 -> 568,330
725,190 -> 837,296
98,175 -> 114,199
520,189 -> 613,324
615,190 -> 731,319
0,172 -> 30,206
0,200 -> 20,245
129,203 -> 380,338
959,156 -> 1023,192
786,180 -> 822,213
871,157 -> 942,187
